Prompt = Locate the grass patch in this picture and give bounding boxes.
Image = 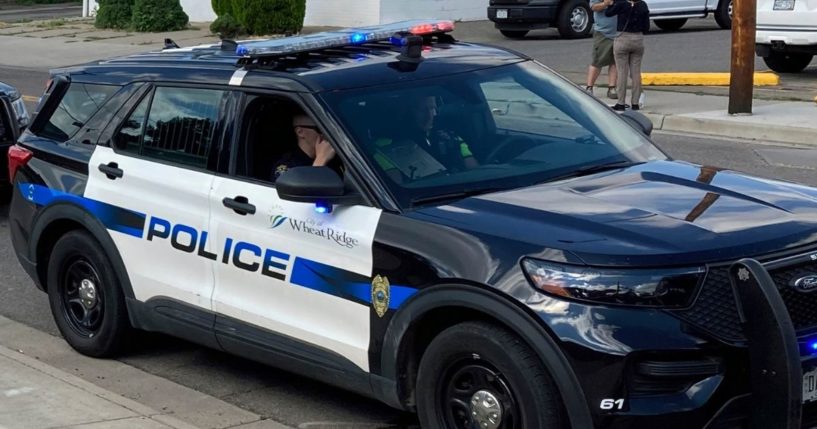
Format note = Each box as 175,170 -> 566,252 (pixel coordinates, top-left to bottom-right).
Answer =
35,18 -> 66,28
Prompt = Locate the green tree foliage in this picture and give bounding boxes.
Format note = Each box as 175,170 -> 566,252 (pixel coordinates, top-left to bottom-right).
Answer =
212,0 -> 233,16
131,0 -> 189,32
210,13 -> 243,39
231,0 -> 305,35
95,0 -> 134,29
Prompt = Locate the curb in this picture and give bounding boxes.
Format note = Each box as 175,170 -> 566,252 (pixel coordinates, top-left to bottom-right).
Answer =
641,72 -> 779,86
645,112 -> 817,146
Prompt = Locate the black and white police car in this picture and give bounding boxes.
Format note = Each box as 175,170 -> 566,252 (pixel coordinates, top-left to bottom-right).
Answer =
7,20 -> 817,429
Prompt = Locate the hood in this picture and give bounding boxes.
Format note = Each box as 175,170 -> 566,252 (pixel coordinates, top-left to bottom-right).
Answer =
412,160 -> 817,266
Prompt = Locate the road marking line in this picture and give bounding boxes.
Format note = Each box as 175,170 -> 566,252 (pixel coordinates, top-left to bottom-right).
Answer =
21,95 -> 39,102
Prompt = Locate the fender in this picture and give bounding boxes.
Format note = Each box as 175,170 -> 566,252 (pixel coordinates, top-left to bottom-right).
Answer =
28,201 -> 136,300
377,284 -> 594,429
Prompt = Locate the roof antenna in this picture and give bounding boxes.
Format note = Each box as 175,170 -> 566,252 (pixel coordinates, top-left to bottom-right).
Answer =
164,38 -> 180,49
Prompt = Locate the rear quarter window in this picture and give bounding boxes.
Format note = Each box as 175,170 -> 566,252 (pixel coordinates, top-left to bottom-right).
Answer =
36,83 -> 118,142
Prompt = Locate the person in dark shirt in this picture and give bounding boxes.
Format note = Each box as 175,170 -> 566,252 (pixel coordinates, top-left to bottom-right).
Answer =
605,0 -> 650,111
271,113 -> 341,182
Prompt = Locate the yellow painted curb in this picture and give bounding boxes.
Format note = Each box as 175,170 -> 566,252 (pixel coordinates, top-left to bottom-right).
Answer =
641,72 -> 779,86
22,95 -> 39,102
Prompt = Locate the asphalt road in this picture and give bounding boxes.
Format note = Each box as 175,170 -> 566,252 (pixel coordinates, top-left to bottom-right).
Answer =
0,3 -> 82,23
0,132 -> 815,428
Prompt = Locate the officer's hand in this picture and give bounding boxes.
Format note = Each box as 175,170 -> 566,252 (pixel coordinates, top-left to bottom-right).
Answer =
313,137 -> 336,166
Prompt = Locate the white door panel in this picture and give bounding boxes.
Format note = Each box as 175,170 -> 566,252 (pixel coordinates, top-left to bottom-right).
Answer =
210,177 -> 381,371
85,146 -> 215,309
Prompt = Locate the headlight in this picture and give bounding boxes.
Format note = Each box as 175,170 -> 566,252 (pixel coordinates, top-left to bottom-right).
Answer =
11,97 -> 29,128
521,258 -> 704,307
773,0 -> 795,10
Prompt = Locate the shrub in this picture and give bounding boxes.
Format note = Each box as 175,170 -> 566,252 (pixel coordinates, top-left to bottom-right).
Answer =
210,13 -> 243,39
212,0 -> 233,17
231,0 -> 305,35
131,0 -> 189,32
95,0 -> 134,30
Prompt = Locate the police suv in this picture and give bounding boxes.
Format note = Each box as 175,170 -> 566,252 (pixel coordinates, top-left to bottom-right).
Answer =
0,81 -> 30,183
8,20 -> 817,429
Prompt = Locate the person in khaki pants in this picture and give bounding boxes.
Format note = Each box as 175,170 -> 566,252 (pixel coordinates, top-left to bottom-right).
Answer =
605,0 -> 650,111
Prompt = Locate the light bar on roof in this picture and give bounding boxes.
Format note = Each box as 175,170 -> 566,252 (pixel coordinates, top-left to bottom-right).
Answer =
235,20 -> 455,57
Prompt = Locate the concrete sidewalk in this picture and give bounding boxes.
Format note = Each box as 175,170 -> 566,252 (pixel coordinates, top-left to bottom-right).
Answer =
0,315 -> 293,429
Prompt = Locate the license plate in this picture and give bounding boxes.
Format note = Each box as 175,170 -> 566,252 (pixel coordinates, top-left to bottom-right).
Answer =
497,9 -> 508,19
773,0 -> 795,10
804,368 -> 817,403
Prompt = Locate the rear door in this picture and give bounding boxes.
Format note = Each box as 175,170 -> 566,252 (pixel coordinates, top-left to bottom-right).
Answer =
0,95 -> 20,144
85,84 -> 230,311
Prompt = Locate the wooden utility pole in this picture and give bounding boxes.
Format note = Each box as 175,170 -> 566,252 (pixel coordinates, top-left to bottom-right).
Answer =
729,0 -> 757,114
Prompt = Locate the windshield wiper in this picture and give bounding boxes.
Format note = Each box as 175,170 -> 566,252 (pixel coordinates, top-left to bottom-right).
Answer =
410,188 -> 504,207
545,160 -> 644,183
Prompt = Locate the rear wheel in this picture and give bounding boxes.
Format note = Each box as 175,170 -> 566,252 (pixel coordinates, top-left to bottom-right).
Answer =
500,30 -> 529,39
416,321 -> 564,429
654,18 -> 687,31
763,52 -> 814,73
47,230 -> 130,357
557,0 -> 593,39
714,0 -> 732,29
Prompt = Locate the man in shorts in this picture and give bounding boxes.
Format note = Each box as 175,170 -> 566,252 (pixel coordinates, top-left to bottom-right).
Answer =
585,0 -> 619,99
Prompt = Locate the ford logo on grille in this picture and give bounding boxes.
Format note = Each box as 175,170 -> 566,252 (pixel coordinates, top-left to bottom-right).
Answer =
791,275 -> 817,293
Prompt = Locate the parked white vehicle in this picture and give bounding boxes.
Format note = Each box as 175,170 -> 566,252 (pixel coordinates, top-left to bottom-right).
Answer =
755,0 -> 817,73
487,0 -> 733,39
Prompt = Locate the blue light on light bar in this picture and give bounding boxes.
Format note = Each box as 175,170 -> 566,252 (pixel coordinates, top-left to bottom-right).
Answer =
350,32 -> 367,44
810,341 -> 817,351
236,45 -> 249,56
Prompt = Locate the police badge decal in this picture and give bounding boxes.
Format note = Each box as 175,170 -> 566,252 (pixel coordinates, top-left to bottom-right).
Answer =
371,275 -> 390,318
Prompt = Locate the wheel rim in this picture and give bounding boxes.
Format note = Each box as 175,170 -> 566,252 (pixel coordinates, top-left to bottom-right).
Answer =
728,0 -> 733,17
59,257 -> 104,337
571,7 -> 589,32
439,360 -> 519,429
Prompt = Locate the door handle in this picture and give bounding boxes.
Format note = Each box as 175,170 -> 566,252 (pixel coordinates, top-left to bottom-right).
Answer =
222,196 -> 256,215
98,162 -> 123,179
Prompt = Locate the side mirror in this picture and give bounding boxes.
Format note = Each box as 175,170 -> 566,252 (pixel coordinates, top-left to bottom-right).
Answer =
0,97 -> 20,142
276,166 -> 362,207
620,110 -> 653,136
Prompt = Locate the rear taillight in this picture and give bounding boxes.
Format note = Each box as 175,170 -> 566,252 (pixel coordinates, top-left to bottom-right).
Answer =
8,144 -> 32,183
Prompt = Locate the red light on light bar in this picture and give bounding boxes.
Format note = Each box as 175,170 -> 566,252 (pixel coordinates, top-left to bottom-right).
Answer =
409,21 -> 455,35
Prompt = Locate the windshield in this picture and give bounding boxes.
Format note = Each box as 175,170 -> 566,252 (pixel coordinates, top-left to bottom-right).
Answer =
321,60 -> 666,209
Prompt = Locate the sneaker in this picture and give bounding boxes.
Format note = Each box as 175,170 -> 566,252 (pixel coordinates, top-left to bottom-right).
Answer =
631,104 -> 640,111
585,86 -> 593,95
612,104 -> 626,111
607,87 -> 617,99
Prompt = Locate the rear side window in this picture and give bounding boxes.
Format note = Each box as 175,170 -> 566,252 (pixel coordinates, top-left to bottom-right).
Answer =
114,86 -> 225,169
39,83 -> 118,141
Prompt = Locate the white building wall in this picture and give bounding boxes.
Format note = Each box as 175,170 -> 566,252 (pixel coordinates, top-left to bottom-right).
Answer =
83,0 -> 486,26
180,0 -> 217,22
304,0 -> 381,27
380,0 -> 487,23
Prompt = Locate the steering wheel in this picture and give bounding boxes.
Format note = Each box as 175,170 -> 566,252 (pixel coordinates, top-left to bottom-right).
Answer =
484,135 -> 540,164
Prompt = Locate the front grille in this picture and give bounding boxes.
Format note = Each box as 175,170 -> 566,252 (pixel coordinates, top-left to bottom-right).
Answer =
671,248 -> 817,345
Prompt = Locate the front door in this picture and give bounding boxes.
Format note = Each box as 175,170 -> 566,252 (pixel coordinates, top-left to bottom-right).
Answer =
208,94 -> 382,371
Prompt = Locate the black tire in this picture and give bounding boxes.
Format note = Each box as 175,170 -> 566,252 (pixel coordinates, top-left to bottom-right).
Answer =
714,0 -> 732,29
557,0 -> 593,39
416,321 -> 564,429
654,18 -> 687,31
763,52 -> 814,73
499,30 -> 529,39
47,230 -> 131,357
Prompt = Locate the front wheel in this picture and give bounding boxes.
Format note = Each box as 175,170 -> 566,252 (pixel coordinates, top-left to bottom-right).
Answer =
714,0 -> 732,29
47,230 -> 131,357
500,30 -> 529,39
763,51 -> 814,73
557,0 -> 593,39
416,321 -> 564,429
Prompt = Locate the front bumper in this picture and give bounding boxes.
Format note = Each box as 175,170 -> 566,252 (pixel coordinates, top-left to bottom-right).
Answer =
487,6 -> 558,30
531,247 -> 817,428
